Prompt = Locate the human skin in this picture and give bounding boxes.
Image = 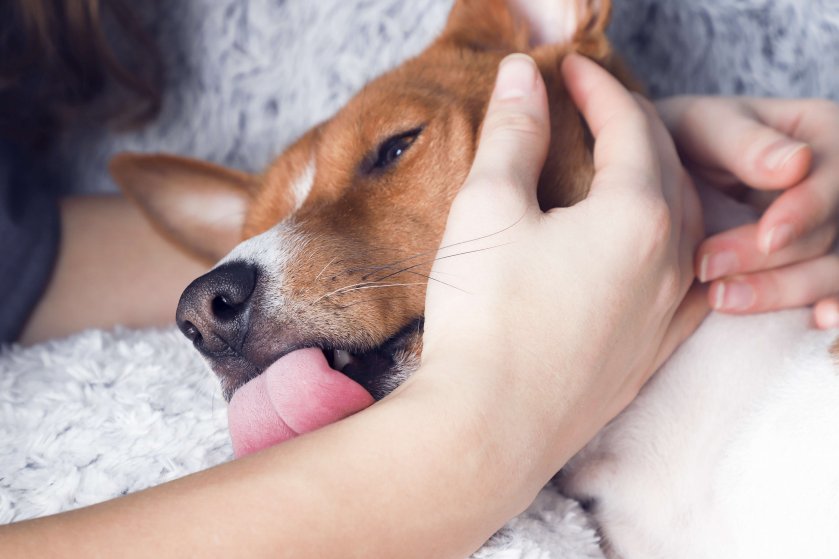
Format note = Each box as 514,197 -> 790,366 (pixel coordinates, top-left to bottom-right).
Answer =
18,195 -> 209,344
0,54 -> 705,559
657,96 -> 839,328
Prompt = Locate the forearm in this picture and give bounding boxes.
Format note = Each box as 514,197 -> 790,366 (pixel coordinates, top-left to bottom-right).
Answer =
19,195 -> 209,344
0,370 -> 550,559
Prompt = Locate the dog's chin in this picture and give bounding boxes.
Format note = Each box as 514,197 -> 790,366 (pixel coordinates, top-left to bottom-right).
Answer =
214,318 -> 424,402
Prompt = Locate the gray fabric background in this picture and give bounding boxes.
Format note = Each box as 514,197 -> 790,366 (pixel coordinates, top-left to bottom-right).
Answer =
51,0 -> 839,195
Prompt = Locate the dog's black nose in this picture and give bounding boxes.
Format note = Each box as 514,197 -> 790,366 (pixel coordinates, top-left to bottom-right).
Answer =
176,261 -> 258,356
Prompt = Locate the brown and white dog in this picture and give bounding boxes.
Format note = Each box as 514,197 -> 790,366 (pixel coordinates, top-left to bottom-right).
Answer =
111,1 -> 839,557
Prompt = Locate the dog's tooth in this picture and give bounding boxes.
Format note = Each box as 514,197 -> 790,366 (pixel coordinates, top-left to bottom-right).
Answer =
333,349 -> 353,372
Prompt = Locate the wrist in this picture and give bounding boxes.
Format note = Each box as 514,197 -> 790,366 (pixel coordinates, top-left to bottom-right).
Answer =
403,350 -> 577,501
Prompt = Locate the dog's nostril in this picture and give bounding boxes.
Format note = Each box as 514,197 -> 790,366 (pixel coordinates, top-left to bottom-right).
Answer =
211,294 -> 240,321
181,321 -> 203,346
176,261 -> 258,354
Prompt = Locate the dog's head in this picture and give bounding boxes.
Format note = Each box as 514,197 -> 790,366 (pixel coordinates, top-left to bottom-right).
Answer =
111,0 -> 633,452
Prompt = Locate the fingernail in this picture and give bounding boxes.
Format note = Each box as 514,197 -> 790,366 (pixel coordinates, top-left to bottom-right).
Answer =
699,251 -> 739,282
495,54 -> 538,100
760,223 -> 795,255
713,280 -> 755,311
764,139 -> 808,172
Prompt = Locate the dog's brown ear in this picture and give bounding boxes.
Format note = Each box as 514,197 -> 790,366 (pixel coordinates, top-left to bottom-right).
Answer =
109,153 -> 254,263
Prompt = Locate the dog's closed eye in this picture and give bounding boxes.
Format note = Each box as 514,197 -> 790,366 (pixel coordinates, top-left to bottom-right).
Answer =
366,127 -> 424,173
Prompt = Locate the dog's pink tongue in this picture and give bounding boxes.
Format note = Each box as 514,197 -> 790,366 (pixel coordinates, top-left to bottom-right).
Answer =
227,348 -> 374,458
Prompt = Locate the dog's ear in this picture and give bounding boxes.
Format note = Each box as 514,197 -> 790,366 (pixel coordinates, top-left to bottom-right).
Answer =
441,0 -> 611,53
508,0 -> 611,51
109,153 -> 254,263
438,0 -> 531,52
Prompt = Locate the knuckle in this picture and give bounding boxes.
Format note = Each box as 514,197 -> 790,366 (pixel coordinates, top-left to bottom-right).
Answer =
625,202 -> 674,265
603,192 -> 673,253
638,198 -> 674,245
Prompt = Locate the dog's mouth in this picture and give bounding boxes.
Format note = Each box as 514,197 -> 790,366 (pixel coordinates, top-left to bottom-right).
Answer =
320,318 -> 423,400
226,318 -> 422,458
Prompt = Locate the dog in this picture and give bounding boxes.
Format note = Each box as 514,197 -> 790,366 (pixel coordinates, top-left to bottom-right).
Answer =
110,0 -> 839,557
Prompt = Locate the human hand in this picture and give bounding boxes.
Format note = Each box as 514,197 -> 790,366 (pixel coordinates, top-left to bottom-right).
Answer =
417,53 -> 706,487
657,96 -> 839,329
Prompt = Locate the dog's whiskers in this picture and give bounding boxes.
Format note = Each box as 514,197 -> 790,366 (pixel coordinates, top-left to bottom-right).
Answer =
405,270 -> 465,292
315,256 -> 340,281
313,281 -> 380,304
370,243 -> 511,286
353,212 -> 528,279
312,281 -> 425,305
334,295 -> 411,309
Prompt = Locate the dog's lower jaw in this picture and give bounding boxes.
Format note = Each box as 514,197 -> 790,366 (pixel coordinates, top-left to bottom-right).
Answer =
378,345 -> 421,398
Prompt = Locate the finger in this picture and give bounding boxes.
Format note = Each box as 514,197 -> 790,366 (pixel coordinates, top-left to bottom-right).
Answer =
814,297 -> 839,330
463,54 -> 550,212
742,98 -> 839,254
656,96 -> 812,191
757,164 -> 839,254
697,222 -> 838,282
651,283 -> 711,373
709,253 -> 839,313
561,54 -> 660,197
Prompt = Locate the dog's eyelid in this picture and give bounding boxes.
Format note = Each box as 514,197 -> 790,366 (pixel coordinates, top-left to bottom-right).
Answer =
362,125 -> 426,175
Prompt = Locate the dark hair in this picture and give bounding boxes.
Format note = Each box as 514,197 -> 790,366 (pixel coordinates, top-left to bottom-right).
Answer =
0,0 -> 163,150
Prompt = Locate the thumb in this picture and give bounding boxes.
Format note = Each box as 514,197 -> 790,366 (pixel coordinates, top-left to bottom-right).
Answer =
460,54 -> 550,216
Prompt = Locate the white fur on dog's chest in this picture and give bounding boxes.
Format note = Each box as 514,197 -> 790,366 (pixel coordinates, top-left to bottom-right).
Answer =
560,185 -> 839,558
561,308 -> 839,558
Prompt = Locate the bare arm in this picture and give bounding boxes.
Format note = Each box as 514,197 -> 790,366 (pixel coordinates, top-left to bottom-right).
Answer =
0,379 -> 541,558
19,195 -> 209,344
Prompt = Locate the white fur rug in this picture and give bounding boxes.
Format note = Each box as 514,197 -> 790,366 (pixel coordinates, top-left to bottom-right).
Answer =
0,327 -> 604,557
3,0 -> 839,556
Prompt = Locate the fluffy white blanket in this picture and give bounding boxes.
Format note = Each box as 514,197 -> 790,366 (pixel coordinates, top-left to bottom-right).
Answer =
3,0 -> 839,556
0,328 -> 604,557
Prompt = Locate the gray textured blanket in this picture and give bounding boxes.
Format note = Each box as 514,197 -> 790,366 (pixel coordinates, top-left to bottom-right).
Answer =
3,1 -> 839,556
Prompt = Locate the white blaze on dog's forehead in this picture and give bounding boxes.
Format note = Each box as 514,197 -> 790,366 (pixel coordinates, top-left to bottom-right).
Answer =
216,222 -> 310,308
290,157 -> 316,211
